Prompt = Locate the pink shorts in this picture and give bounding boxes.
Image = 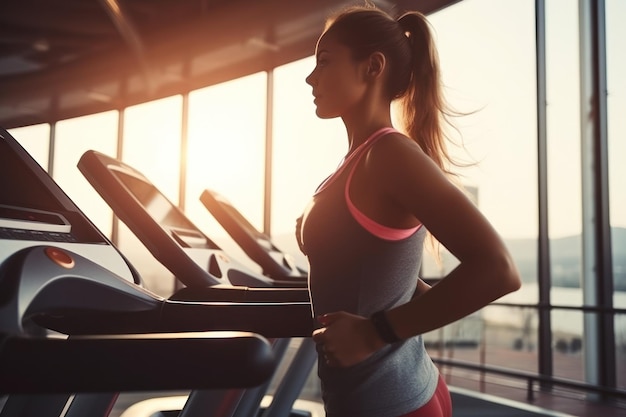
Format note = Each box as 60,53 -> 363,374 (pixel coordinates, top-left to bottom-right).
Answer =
399,375 -> 452,417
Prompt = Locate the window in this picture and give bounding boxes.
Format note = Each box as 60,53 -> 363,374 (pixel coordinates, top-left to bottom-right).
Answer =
54,111 -> 118,234
119,95 -> 183,296
185,72 -> 267,271
8,124 -> 51,170
271,56 -> 345,267
427,0 -> 538,374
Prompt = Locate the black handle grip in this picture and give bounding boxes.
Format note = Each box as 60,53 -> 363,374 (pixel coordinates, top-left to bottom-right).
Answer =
0,331 -> 275,394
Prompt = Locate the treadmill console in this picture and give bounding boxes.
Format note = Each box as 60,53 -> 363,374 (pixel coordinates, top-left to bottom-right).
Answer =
200,189 -> 307,283
78,150 -> 275,288
0,128 -> 138,284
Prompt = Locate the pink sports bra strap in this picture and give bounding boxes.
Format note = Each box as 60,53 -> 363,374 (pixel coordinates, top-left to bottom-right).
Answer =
315,127 -> 398,195
345,128 -> 422,241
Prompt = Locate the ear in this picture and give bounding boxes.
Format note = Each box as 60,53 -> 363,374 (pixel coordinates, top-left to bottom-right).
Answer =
365,52 -> 386,80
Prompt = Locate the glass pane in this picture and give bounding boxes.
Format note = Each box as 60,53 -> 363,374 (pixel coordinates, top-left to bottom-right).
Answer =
271,56 -> 345,267
428,305 -> 538,368
185,72 -> 267,271
54,111 -> 118,235
606,0 -> 626,306
429,0 -> 538,289
123,95 -> 183,199
552,309 -> 584,382
616,311 -> 626,390
120,95 -> 183,296
545,0 -> 583,303
8,124 -> 51,170
419,0 -> 540,391
427,305 -> 538,389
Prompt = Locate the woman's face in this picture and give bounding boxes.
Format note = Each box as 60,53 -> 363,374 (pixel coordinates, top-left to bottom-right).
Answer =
305,33 -> 368,119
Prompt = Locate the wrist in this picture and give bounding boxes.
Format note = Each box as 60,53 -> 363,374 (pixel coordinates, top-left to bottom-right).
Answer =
370,310 -> 401,344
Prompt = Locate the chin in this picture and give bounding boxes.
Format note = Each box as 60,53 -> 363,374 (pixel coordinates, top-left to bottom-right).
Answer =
315,108 -> 339,119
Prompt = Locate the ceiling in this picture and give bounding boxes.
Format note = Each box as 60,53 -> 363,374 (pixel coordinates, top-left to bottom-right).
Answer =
0,0 -> 459,129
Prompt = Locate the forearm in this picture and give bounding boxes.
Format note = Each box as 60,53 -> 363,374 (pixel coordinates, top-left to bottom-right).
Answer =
386,255 -> 520,340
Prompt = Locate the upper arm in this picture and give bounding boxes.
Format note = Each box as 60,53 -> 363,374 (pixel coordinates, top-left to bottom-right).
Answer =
367,136 -> 509,264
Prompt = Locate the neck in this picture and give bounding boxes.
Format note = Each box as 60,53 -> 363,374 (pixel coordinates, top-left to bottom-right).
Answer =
344,120 -> 393,155
342,95 -> 394,153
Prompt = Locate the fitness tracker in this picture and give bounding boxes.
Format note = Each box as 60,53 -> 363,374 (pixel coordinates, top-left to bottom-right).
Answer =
370,310 -> 401,344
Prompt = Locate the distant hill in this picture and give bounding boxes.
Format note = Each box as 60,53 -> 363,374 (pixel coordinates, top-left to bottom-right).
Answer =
504,227 -> 626,290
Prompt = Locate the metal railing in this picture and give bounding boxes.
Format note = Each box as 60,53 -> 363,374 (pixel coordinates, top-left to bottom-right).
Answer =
429,300 -> 626,404
432,356 -> 626,402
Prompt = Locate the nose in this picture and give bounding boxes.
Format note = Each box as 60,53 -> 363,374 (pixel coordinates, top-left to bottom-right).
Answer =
305,68 -> 316,87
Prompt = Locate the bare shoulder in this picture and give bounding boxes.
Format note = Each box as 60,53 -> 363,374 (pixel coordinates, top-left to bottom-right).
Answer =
362,130 -> 463,224
364,131 -> 443,186
369,131 -> 422,155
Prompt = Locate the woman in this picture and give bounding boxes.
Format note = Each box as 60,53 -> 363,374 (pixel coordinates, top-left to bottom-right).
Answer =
296,3 -> 521,417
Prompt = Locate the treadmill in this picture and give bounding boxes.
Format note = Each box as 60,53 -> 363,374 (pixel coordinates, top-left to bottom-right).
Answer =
77,150 -> 316,417
199,189 -> 319,417
78,150 -> 309,295
199,189 -> 307,283
0,127 -> 312,417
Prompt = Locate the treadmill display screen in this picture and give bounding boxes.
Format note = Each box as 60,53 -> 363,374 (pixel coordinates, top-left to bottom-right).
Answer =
112,169 -> 199,232
0,129 -> 114,249
0,135 -> 65,213
214,193 -> 267,242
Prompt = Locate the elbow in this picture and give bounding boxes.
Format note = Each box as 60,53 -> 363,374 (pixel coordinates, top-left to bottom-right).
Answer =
494,252 -> 522,295
469,249 -> 521,299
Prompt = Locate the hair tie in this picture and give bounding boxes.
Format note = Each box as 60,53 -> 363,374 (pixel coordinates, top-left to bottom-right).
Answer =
397,14 -> 412,37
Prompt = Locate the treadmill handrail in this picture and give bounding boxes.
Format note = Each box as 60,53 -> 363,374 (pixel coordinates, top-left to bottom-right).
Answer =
37,299 -> 315,338
0,331 -> 275,394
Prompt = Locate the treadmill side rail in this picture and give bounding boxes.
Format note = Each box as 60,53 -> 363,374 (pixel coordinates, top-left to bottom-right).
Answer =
0,332 -> 275,394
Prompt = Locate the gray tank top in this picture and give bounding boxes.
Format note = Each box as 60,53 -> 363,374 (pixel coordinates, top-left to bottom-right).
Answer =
300,129 -> 440,417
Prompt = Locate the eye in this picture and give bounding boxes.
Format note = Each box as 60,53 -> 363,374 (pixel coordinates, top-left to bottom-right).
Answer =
316,53 -> 329,67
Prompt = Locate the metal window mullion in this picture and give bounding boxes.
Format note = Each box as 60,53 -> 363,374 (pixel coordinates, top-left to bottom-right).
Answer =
48,122 -> 56,177
178,60 -> 192,214
179,91 -> 190,211
579,0 -> 615,392
112,79 -> 127,246
535,0 -> 553,383
581,0 -> 616,387
47,94 -> 59,177
171,90 -> 192,293
263,69 -> 274,236
592,0 -> 616,392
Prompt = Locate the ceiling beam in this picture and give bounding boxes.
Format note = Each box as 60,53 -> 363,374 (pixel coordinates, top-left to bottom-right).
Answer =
0,0 -> 461,129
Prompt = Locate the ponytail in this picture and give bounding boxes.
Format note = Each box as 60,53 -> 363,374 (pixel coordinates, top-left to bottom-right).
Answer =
396,12 -> 456,175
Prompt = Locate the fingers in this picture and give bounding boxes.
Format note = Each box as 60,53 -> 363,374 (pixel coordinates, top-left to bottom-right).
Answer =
314,311 -> 368,367
318,343 -> 337,366
312,326 -> 337,366
317,311 -> 342,326
312,325 -> 325,340
312,328 -> 333,352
